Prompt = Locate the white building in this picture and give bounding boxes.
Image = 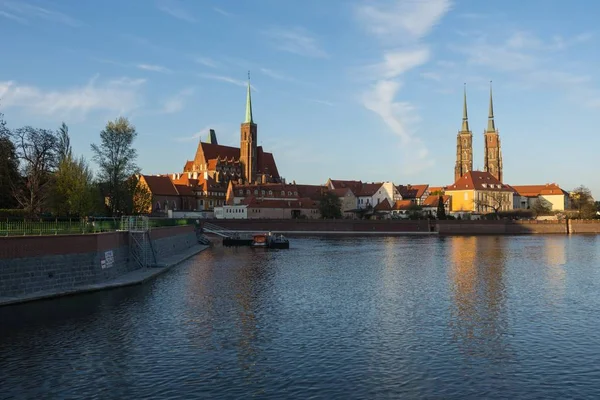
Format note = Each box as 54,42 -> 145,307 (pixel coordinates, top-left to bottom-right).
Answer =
214,205 -> 248,219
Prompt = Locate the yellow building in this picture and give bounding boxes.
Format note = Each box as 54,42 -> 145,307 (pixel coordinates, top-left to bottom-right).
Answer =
446,171 -> 513,214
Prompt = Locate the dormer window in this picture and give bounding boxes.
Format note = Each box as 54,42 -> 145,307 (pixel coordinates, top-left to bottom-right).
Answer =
482,184 -> 487,188
268,190 -> 273,195
254,189 -> 258,195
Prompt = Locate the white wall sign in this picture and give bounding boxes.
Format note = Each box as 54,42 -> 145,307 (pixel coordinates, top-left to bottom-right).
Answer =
102,250 -> 115,269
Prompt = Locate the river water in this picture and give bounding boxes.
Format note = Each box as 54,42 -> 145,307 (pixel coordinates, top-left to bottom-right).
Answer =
2,235 -> 600,399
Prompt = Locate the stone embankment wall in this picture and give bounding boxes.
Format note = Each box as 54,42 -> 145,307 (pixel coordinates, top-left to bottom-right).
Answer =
0,225 -> 198,300
437,220 -> 568,235
205,218 -> 600,235
204,219 -> 432,233
569,220 -> 600,234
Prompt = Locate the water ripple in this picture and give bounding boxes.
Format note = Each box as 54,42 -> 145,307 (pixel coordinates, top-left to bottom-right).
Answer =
2,235 -> 600,399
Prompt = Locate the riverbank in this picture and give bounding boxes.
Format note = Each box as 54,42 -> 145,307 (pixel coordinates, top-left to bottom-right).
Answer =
0,225 -> 207,307
202,219 -> 600,235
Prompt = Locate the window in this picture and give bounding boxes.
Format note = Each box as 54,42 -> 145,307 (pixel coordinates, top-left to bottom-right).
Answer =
464,192 -> 468,200
281,191 -> 285,196
288,191 -> 292,195
261,190 -> 266,195
254,190 -> 258,195
239,190 -> 243,195
269,190 -> 273,195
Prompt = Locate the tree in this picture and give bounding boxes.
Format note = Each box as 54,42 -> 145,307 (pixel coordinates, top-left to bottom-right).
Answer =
436,195 -> 447,220
570,185 -> 595,219
0,110 -> 19,208
131,176 -> 153,214
473,191 -> 512,218
52,154 -> 95,216
11,126 -> 59,216
531,197 -> 552,216
319,191 -> 342,219
91,117 -> 139,216
57,122 -> 72,162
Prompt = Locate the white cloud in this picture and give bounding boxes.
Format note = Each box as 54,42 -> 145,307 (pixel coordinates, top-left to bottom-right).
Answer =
156,0 -> 195,22
174,125 -> 220,142
369,48 -> 431,79
355,0 -> 451,170
137,64 -> 172,73
195,57 -> 218,68
1,1 -> 81,27
161,88 -> 194,114
0,76 -> 145,117
199,73 -> 256,90
308,99 -> 335,107
264,27 -> 328,58
0,10 -> 27,23
355,0 -> 451,43
213,7 -> 232,17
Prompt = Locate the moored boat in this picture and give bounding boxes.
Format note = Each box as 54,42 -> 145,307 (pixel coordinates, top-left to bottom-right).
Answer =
251,232 -> 289,249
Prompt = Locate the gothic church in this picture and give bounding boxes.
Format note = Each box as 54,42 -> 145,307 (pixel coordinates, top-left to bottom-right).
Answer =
455,83 -> 503,183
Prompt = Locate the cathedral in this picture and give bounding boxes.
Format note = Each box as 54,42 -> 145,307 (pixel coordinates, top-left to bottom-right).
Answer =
183,77 -> 281,185
455,82 -> 503,183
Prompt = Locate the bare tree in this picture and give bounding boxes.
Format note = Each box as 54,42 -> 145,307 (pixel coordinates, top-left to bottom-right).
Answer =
473,191 -> 512,218
570,185 -> 595,219
11,126 -> 59,216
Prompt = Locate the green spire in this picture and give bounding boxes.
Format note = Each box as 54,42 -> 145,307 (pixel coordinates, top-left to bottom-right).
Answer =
487,80 -> 496,132
244,71 -> 253,124
461,83 -> 469,132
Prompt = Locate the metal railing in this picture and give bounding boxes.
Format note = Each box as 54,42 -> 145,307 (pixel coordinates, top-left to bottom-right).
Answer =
0,217 -> 197,237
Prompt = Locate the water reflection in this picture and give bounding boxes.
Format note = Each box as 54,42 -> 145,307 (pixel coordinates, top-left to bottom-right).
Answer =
544,236 -> 567,300
448,236 -> 509,360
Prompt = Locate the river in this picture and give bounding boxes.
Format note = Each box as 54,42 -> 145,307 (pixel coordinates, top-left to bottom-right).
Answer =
1,235 -> 600,399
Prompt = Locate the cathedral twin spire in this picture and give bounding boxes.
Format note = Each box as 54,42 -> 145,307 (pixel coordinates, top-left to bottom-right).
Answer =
455,82 -> 502,182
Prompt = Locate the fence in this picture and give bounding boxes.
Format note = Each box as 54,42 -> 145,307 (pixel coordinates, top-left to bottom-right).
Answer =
0,217 -> 198,237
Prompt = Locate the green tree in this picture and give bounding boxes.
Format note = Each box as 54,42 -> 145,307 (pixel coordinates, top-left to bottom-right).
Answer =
11,126 -> 59,216
319,191 -> 342,219
57,122 -> 72,162
53,154 -> 95,216
0,110 -> 19,208
436,196 -> 447,220
91,117 -> 139,216
131,176 -> 153,214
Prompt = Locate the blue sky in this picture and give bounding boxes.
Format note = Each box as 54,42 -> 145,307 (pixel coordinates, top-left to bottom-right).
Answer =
1,0 -> 599,196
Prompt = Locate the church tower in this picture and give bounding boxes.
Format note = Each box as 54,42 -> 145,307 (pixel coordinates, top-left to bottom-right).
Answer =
240,73 -> 257,184
483,82 -> 503,182
454,84 -> 473,182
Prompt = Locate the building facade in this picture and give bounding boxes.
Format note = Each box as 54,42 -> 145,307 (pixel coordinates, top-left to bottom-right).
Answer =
445,171 -> 513,213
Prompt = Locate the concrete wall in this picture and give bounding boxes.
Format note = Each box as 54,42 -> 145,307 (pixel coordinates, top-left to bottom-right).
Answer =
0,232 -> 131,299
0,225 -> 198,300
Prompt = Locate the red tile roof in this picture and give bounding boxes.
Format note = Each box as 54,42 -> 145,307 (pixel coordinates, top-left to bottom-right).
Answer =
358,183 -> 383,196
446,171 -> 512,192
174,184 -> 195,197
511,184 -> 568,197
328,179 -> 364,194
195,143 -> 279,178
393,200 -> 413,210
428,186 -> 446,194
374,198 -> 392,211
142,175 -> 179,196
296,184 -> 326,200
183,160 -> 194,172
397,184 -> 429,199
329,188 -> 353,197
422,195 -> 450,207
